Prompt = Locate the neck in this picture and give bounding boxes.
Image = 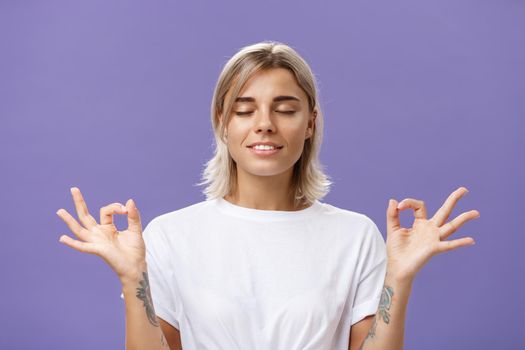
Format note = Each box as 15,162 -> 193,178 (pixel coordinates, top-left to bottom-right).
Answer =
224,166 -> 307,211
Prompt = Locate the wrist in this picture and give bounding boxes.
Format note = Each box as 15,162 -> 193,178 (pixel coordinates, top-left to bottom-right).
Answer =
385,269 -> 415,289
119,261 -> 148,287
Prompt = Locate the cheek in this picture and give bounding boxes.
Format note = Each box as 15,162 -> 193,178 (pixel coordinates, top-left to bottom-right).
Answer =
282,123 -> 308,148
225,125 -> 248,160
227,119 -> 251,136
226,123 -> 248,146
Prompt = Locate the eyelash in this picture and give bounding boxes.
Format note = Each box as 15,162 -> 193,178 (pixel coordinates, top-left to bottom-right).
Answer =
235,111 -> 296,116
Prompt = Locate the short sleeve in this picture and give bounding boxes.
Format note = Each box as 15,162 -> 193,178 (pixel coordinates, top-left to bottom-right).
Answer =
119,219 -> 180,330
350,218 -> 387,326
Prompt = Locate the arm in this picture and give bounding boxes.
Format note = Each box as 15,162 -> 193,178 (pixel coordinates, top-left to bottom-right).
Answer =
348,315 -> 374,350
350,272 -> 412,350
351,187 -> 478,349
159,318 -> 183,350
122,263 -> 173,350
56,188 -> 184,350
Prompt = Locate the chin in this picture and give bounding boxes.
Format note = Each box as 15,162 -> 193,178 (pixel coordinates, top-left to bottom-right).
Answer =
241,164 -> 293,178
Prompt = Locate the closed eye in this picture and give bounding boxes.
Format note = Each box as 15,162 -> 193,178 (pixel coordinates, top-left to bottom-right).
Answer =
235,111 -> 296,116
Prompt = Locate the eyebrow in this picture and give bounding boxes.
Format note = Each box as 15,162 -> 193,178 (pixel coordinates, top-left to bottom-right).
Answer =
234,95 -> 301,103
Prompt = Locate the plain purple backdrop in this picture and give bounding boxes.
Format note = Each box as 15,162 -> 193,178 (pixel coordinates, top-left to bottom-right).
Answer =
1,0 -> 523,349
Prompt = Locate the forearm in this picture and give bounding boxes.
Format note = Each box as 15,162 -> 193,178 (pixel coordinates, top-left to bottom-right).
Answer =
121,263 -> 170,350
358,271 -> 413,350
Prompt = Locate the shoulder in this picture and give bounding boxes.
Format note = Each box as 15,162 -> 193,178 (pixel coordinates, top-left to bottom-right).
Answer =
148,199 -> 211,229
319,202 -> 379,233
318,202 -> 385,253
142,199 -> 214,242
319,202 -> 386,273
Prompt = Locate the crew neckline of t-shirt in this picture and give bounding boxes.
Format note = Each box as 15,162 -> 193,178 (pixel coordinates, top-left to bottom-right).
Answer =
214,196 -> 322,221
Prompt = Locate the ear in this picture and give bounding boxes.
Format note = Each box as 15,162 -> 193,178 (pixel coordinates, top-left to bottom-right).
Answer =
305,110 -> 317,140
219,114 -> 227,133
218,113 -> 228,141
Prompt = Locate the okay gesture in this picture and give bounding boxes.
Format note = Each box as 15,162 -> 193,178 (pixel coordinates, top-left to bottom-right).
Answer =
385,187 -> 480,283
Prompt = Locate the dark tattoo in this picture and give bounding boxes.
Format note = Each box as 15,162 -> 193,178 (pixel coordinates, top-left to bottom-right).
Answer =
136,271 -> 159,327
160,333 -> 169,348
378,285 -> 394,325
358,285 -> 394,350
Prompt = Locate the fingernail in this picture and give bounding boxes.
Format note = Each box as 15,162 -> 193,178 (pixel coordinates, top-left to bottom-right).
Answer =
121,205 -> 127,212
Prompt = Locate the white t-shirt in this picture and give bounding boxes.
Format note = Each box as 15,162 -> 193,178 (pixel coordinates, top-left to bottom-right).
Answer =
120,197 -> 387,350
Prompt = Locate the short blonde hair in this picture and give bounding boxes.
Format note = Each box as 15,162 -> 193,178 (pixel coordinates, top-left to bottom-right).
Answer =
196,40 -> 333,208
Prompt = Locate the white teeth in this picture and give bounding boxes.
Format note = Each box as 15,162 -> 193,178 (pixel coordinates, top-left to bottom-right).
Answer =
253,145 -> 276,150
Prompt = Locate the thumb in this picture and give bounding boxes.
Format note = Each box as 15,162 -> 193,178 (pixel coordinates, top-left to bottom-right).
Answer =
126,199 -> 142,234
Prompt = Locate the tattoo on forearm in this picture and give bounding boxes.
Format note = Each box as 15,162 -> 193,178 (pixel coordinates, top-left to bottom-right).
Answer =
378,285 -> 393,325
160,333 -> 169,349
136,271 -> 159,327
134,271 -> 171,349
358,284 -> 394,350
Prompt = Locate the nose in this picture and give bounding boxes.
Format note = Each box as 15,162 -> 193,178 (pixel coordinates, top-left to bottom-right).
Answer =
253,109 -> 275,134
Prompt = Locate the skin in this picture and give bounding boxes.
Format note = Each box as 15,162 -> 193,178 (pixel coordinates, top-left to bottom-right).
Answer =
56,189 -> 178,349
57,67 -> 480,349
351,187 -> 480,349
386,187 -> 480,283
219,67 -> 316,211
55,68 -> 318,350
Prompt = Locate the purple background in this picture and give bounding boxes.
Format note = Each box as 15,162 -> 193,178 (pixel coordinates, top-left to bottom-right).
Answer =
2,0 -> 523,349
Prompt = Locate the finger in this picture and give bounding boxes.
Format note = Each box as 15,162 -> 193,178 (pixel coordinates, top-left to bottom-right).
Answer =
437,236 -> 476,253
397,198 -> 427,220
70,187 -> 98,229
439,210 -> 480,240
126,199 -> 142,234
100,203 -> 128,225
56,208 -> 91,241
386,199 -> 401,235
430,187 -> 469,226
58,234 -> 100,255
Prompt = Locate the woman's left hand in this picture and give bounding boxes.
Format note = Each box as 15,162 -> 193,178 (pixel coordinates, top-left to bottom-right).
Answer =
385,187 -> 480,284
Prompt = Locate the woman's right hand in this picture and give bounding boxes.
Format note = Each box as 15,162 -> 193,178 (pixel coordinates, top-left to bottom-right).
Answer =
57,187 -> 147,283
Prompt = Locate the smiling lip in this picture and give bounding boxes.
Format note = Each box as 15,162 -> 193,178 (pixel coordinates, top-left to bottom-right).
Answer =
246,141 -> 283,157
247,141 -> 283,148
247,144 -> 283,157
248,146 -> 282,156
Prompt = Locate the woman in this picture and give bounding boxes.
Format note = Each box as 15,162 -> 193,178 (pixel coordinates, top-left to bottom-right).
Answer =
56,41 -> 480,350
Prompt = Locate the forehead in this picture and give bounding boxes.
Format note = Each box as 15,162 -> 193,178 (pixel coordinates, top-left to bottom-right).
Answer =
232,68 -> 306,102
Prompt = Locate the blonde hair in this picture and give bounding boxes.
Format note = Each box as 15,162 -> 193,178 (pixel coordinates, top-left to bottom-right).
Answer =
196,40 -> 333,208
